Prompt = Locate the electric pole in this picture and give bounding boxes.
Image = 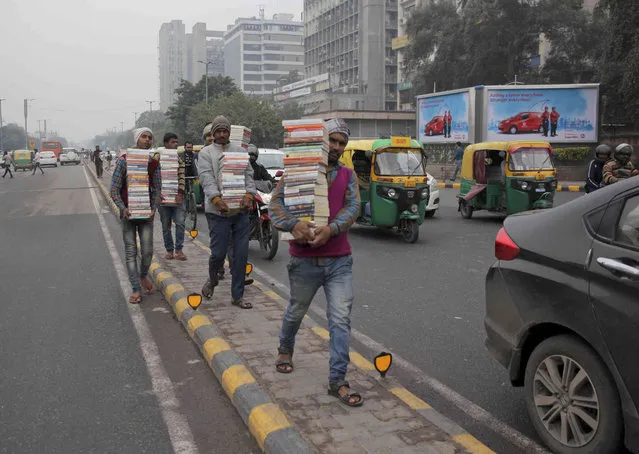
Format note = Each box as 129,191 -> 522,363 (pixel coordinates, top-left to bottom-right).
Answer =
134,112 -> 139,126
120,121 -> 124,132
37,120 -> 42,138
24,98 -> 35,149
0,98 -> 5,150
198,60 -> 213,104
145,100 -> 154,112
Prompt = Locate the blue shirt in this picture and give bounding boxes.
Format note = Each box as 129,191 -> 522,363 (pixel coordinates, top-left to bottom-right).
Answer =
454,146 -> 464,161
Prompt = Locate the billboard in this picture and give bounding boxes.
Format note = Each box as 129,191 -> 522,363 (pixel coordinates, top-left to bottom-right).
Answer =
416,89 -> 473,143
483,84 -> 599,143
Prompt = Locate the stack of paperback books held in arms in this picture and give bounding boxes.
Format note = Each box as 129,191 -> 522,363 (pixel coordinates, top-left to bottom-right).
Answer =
279,119 -> 329,241
126,149 -> 152,219
220,151 -> 250,210
230,125 -> 251,150
159,148 -> 179,205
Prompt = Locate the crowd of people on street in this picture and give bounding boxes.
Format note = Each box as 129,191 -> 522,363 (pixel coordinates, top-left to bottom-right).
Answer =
106,116 -> 363,406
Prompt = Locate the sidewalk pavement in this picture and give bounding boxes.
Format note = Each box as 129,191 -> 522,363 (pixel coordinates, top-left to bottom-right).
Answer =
438,181 -> 585,192
91,166 -> 493,454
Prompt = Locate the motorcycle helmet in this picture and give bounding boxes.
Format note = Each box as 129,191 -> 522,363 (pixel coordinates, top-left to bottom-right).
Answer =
595,144 -> 612,160
248,144 -> 259,159
615,143 -> 633,165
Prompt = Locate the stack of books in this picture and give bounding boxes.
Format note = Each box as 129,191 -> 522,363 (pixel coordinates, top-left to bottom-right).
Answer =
230,125 -> 251,150
280,120 -> 330,241
159,148 -> 180,205
220,151 -> 249,210
126,149 -> 152,219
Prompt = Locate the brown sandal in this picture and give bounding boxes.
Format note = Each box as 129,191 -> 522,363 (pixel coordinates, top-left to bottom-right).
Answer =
129,294 -> 142,304
275,346 -> 294,374
140,277 -> 155,294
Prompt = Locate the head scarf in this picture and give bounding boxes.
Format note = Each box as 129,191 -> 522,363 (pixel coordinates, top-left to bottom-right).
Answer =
325,118 -> 350,141
211,116 -> 231,136
133,127 -> 153,145
202,123 -> 213,140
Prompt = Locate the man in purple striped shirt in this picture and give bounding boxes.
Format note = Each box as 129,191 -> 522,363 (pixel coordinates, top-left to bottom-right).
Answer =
269,118 -> 363,407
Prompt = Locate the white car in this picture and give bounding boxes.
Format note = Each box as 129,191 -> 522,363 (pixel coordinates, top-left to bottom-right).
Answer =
257,149 -> 285,181
425,173 -> 440,217
60,148 -> 80,165
38,151 -> 58,167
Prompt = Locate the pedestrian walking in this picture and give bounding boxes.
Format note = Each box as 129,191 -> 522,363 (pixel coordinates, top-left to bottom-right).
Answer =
93,145 -> 103,178
198,115 -> 256,309
450,142 -> 464,181
110,127 -> 161,304
270,118 -> 363,407
159,132 -> 187,261
2,151 -> 13,179
106,150 -> 113,171
32,149 -> 44,175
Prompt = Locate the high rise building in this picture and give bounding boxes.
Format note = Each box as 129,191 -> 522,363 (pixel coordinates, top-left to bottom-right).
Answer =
206,31 -> 225,77
188,23 -> 209,84
223,13 -> 304,96
304,0 -> 399,111
159,20 -> 188,112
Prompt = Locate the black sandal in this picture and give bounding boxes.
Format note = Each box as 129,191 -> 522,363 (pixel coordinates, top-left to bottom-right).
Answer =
328,380 -> 363,407
202,279 -> 214,299
232,298 -> 253,309
275,346 -> 294,374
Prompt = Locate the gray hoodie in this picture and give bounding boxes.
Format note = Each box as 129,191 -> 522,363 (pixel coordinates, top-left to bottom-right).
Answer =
197,142 -> 256,216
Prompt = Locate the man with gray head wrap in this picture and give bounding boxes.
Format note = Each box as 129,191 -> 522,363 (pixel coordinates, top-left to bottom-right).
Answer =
269,118 -> 363,406
202,123 -> 213,146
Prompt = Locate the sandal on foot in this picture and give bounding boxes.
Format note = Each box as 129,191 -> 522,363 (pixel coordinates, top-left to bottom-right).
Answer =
275,346 -> 294,374
231,298 -> 252,309
140,277 -> 155,294
165,252 -> 174,260
129,294 -> 142,304
328,380 -> 363,407
202,279 -> 214,299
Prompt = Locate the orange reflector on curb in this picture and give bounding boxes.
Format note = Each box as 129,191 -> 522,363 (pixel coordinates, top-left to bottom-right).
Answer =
374,352 -> 393,377
188,293 -> 202,309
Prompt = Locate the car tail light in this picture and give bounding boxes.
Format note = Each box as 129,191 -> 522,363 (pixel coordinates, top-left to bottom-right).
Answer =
275,170 -> 284,177
495,227 -> 520,261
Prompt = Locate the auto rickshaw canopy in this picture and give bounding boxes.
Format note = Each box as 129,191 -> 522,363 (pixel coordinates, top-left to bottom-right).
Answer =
371,137 -> 424,152
460,140 -> 553,182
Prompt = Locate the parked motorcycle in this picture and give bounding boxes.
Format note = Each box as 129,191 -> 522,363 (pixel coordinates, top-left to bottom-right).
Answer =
250,181 -> 279,260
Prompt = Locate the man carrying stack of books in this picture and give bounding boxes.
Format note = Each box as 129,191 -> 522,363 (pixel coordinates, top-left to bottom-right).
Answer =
197,116 -> 256,309
269,118 -> 363,407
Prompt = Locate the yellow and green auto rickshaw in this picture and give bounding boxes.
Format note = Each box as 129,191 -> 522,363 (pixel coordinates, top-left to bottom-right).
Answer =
457,141 -> 557,218
13,149 -> 33,171
341,137 -> 430,243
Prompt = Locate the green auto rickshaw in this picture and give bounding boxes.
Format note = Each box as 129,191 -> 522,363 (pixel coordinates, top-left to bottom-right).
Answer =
457,140 -> 557,218
13,150 -> 33,171
341,137 -> 430,243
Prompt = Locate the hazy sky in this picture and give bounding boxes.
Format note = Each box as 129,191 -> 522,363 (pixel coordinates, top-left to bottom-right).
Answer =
1,0 -> 302,143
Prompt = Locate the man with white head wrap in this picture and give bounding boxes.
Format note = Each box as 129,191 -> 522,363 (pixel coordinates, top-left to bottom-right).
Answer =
198,115 -> 256,309
202,123 -> 214,146
110,127 -> 161,304
269,118 -> 363,406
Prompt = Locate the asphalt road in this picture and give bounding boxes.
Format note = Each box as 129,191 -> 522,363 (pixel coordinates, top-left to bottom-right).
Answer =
0,165 -> 258,454
195,188 -> 583,453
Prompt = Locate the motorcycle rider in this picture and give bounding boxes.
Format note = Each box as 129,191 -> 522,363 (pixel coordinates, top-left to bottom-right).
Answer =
248,145 -> 275,189
585,144 -> 612,193
602,143 -> 639,186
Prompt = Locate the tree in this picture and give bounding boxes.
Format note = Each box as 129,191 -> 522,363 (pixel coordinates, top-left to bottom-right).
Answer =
0,123 -> 36,151
186,92 -> 286,148
166,75 -> 238,142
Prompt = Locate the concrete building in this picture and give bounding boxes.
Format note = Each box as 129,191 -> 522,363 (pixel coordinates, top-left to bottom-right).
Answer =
206,31 -> 225,77
304,0 -> 399,112
188,23 -> 208,84
159,20 -> 188,112
223,13 -> 304,96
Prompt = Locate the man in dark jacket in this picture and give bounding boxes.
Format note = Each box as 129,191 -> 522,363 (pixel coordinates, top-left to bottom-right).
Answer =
93,145 -> 103,178
248,145 -> 275,185
585,144 -> 612,193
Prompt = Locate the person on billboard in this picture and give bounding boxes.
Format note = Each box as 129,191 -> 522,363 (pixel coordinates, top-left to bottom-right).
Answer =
550,107 -> 560,137
446,110 -> 453,138
541,106 -> 550,137
585,144 -> 612,193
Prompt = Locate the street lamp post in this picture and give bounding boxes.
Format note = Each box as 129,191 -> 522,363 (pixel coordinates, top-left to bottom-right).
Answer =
145,100 -> 154,112
0,98 -> 5,150
24,98 -> 35,149
197,60 -> 213,104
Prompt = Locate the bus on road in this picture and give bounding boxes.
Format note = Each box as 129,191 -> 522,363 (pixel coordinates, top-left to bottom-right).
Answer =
41,140 -> 63,160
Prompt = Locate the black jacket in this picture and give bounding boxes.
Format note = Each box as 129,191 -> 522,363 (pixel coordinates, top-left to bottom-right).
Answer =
251,160 -> 274,183
585,158 -> 606,193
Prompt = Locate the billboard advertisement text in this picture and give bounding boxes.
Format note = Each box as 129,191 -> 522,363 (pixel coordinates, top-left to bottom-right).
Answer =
485,86 -> 598,143
417,91 -> 471,143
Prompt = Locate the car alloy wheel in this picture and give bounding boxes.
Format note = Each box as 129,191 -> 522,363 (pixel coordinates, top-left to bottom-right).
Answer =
533,355 -> 599,447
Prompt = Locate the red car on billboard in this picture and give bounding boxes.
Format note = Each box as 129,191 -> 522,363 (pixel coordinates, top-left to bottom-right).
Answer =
498,112 -> 543,134
424,116 -> 445,136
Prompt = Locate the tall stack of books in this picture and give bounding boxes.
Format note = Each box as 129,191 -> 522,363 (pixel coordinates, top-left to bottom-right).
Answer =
280,120 -> 329,241
220,151 -> 249,210
159,148 -> 179,205
126,149 -> 152,219
230,125 -> 251,150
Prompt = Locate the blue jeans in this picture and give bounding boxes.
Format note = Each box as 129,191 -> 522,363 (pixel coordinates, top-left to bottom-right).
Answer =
206,212 -> 250,300
451,159 -> 462,181
122,218 -> 154,293
159,204 -> 185,252
280,255 -> 354,383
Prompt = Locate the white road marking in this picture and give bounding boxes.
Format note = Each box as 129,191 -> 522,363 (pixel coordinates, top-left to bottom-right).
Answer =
250,265 -> 550,454
83,167 -> 198,454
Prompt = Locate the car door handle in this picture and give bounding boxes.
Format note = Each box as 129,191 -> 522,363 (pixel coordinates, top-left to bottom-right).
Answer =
597,257 -> 639,280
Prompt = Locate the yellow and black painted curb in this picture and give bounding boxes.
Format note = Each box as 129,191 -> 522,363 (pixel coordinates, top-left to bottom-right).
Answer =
87,164 -> 314,454
437,182 -> 584,192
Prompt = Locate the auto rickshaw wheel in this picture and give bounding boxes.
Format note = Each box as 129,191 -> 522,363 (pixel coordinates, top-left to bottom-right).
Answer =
460,201 -> 474,219
402,220 -> 419,243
